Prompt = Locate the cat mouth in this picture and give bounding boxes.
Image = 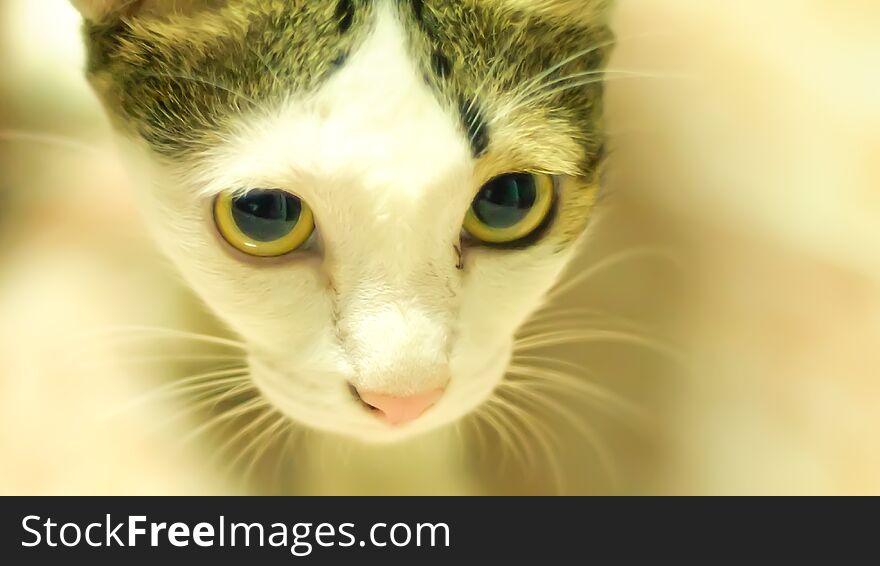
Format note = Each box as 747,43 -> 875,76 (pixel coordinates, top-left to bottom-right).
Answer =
247,343 -> 512,441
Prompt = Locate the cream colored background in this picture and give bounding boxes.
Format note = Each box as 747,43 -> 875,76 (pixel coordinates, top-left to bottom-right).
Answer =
0,0 -> 877,494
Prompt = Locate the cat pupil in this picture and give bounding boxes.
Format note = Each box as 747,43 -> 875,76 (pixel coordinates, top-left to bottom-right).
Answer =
232,190 -> 302,242
473,174 -> 537,229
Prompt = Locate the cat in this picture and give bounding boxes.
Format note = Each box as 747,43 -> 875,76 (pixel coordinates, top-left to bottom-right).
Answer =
69,0 -> 613,446
5,0 -> 874,496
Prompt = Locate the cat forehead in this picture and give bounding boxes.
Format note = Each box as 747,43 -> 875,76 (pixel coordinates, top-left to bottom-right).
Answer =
199,2 -> 475,200
85,0 -> 610,174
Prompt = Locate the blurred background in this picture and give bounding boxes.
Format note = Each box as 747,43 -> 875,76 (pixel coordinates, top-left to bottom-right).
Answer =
0,0 -> 878,495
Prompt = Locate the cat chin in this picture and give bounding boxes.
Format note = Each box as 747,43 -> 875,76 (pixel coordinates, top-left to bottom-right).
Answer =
248,343 -> 513,445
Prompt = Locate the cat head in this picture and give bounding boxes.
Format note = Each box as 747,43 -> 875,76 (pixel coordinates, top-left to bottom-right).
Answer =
72,0 -> 612,443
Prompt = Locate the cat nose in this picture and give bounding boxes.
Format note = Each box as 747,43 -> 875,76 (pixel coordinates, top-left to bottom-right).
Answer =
356,388 -> 446,426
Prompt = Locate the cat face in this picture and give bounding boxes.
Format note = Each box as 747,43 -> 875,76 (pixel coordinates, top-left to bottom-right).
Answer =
74,0 -> 611,442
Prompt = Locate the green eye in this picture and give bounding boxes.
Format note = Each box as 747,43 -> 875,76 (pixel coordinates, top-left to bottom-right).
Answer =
214,189 -> 315,257
464,173 -> 555,244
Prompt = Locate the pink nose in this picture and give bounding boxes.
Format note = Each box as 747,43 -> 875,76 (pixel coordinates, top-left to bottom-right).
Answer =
357,388 -> 445,426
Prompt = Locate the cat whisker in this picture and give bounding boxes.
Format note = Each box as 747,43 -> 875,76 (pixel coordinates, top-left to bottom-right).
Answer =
520,67 -> 692,111
162,376 -> 252,403
513,38 -> 619,103
210,406 -> 279,472
512,353 -> 601,374
240,416 -> 292,492
525,306 -> 618,325
465,410 -> 491,466
482,398 -> 534,475
484,397 -> 535,473
523,307 -> 650,331
217,410 -> 287,490
505,386 -> 618,493
511,28 -> 679,105
546,246 -> 682,303
489,40 -> 613,128
203,381 -> 261,414
518,323 -> 641,345
133,70 -> 259,107
497,393 -> 566,495
86,325 -> 247,351
82,354 -> 246,369
499,73 -> 673,122
519,315 -> 643,338
477,401 -> 519,472
0,129 -> 106,156
536,71 -> 678,98
511,69 -> 606,111
103,366 -> 250,419
515,328 -> 684,366
506,362 -> 650,429
272,426 -> 300,494
179,394 -> 267,447
140,381 -> 253,440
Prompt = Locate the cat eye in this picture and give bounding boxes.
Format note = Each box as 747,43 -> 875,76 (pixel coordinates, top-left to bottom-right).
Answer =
214,189 -> 315,257
463,173 -> 555,244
